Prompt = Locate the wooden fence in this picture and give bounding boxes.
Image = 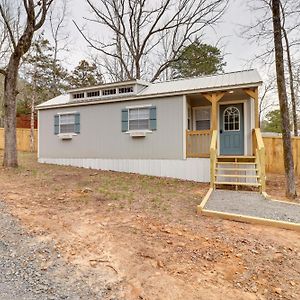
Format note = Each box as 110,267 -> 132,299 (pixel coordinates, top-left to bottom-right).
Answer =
263,136 -> 300,176
0,128 -> 38,152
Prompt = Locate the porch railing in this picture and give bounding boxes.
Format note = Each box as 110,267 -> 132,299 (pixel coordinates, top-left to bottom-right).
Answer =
210,130 -> 218,188
186,130 -> 212,158
253,128 -> 266,192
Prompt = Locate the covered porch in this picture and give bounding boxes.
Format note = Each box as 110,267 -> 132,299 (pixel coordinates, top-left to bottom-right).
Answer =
184,86 -> 266,192
185,87 -> 259,158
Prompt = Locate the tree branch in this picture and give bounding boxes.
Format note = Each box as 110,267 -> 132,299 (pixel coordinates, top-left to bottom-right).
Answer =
0,4 -> 17,50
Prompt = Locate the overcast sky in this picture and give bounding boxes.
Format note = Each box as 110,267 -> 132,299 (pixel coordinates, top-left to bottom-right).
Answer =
62,0 -> 264,79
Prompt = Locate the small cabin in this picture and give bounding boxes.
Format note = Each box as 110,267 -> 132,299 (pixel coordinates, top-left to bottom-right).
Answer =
37,70 -> 266,190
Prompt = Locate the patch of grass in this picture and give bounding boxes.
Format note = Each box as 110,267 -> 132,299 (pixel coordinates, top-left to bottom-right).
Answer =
31,169 -> 38,176
98,186 -> 134,203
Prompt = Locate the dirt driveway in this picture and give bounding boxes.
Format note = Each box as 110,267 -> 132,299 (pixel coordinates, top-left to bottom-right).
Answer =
0,152 -> 299,300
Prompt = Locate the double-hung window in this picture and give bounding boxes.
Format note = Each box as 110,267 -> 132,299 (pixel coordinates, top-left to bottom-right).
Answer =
59,114 -> 76,133
128,108 -> 150,130
54,113 -> 80,135
122,106 -> 157,132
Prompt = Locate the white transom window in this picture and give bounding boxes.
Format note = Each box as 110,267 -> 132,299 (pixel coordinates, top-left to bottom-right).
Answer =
60,114 -> 76,133
128,107 -> 150,130
223,106 -> 240,131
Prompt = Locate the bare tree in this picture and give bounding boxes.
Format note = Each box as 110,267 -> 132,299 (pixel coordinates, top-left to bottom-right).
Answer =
48,0 -> 70,91
0,0 -> 54,167
272,0 -> 297,198
259,78 -> 276,123
75,0 -> 228,82
280,1 -> 299,136
243,0 -> 300,135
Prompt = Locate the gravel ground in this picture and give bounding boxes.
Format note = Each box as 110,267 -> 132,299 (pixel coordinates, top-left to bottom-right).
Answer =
205,190 -> 300,223
0,201 -> 118,300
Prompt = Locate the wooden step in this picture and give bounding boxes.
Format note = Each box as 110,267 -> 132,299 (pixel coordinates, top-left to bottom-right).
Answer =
215,168 -> 258,172
215,181 -> 261,187
217,156 -> 256,163
217,162 -> 256,165
215,174 -> 259,178
218,156 -> 255,159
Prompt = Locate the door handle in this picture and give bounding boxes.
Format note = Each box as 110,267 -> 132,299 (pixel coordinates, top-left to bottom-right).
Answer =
220,129 -> 223,134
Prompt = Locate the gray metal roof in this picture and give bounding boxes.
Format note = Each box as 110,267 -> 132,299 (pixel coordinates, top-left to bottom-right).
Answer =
37,94 -> 69,108
37,69 -> 262,109
139,69 -> 262,96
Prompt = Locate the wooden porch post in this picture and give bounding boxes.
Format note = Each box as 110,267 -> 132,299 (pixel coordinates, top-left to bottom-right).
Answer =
202,92 -> 224,189
211,95 -> 218,130
244,87 -> 259,128
202,92 -> 225,130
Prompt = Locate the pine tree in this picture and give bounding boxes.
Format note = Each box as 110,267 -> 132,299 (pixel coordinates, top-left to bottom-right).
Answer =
68,60 -> 103,88
171,40 -> 226,79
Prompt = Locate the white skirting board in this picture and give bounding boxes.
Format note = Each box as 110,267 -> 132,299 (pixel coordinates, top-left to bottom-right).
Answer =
38,157 -> 210,182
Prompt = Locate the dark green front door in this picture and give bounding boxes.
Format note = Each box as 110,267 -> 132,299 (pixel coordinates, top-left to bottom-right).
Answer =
219,103 -> 244,155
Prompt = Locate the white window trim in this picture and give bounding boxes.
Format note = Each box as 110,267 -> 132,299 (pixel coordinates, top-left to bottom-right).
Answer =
192,106 -> 211,131
125,104 -> 152,109
218,100 -> 247,156
119,86 -> 134,94
126,105 -> 153,133
86,91 -> 101,98
102,88 -> 118,97
58,113 -> 77,135
58,133 -> 77,139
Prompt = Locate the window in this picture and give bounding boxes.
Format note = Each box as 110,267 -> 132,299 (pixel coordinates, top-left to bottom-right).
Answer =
59,114 -> 76,133
194,107 -> 210,130
119,86 -> 134,94
73,93 -> 85,99
87,90 -> 100,98
122,106 -> 156,132
223,106 -> 240,131
128,108 -> 150,130
102,88 -> 116,96
54,113 -> 80,135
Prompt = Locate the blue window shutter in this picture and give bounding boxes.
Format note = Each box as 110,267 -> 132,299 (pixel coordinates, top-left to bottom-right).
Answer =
54,115 -> 59,135
74,112 -> 80,134
150,106 -> 157,130
121,109 -> 128,132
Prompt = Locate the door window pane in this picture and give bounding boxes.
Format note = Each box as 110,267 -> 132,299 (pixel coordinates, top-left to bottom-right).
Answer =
223,107 -> 240,131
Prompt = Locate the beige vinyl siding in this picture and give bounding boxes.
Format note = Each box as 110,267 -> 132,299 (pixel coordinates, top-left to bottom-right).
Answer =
38,96 -> 184,160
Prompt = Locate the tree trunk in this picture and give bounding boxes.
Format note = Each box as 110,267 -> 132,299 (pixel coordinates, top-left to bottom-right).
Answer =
3,55 -> 20,167
272,0 -> 297,198
282,28 -> 298,136
30,87 -> 36,153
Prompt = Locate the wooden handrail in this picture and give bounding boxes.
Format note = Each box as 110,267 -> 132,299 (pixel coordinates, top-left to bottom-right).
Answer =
254,128 -> 264,150
187,129 -> 211,135
253,128 -> 266,192
210,130 -> 218,188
